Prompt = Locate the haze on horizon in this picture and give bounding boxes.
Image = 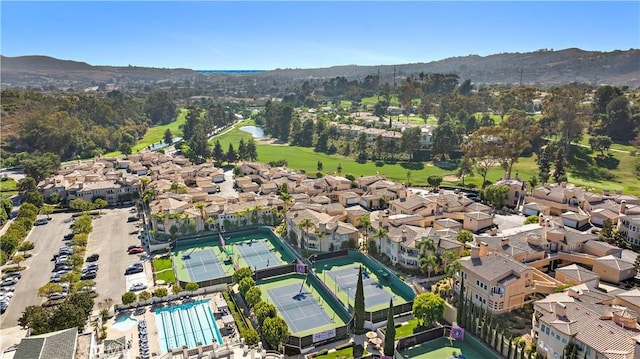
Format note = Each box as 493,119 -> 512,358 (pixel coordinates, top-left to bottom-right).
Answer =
1,1 -> 639,71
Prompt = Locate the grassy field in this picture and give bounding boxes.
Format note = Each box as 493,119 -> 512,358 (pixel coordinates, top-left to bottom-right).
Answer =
314,346 -> 367,359
0,178 -> 18,196
395,318 -> 422,338
153,258 -> 172,271
104,108 -> 188,157
576,132 -> 635,152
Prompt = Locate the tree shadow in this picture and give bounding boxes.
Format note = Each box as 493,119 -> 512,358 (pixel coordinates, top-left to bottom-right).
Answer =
375,161 -> 385,167
400,162 -> 425,170
568,148 -> 617,182
433,160 -> 457,170
595,154 -> 620,170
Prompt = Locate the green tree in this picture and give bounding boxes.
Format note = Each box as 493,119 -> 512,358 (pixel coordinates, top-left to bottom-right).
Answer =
121,291 -> 137,305
523,215 -> 539,225
154,287 -> 169,298
419,253 -> 439,280
22,191 -> 44,207
402,127 -> 422,161
164,128 -> 173,144
354,266 -> 365,332
172,283 -> 184,294
18,305 -> 51,335
138,291 -> 152,301
457,156 -> 474,186
536,147 -> 552,184
427,175 -> 442,190
70,198 -> 94,212
38,282 -> 63,297
238,276 -> 256,298
40,204 -> 54,220
463,126 -> 501,187
484,184 -> 510,208
93,198 -> 108,213
412,292 -> 445,328
634,254 -> 640,274
242,328 -> 260,346
262,316 -> 290,350
456,229 -> 474,243
589,135 -> 612,156
245,286 -> 262,308
246,137 -> 258,161
254,301 -> 277,327
553,147 -> 567,183
542,84 -> 588,152
145,91 -> 177,125
212,140 -> 225,165
226,143 -> 237,164
233,266 -> 253,283
384,299 -> 396,356
18,177 -> 37,193
185,282 -> 199,292
20,152 -> 61,183
298,218 -> 314,250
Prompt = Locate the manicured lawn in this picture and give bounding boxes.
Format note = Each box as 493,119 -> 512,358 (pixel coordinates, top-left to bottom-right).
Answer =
155,270 -> 176,284
0,178 -> 18,193
153,257 -> 172,271
577,132 -> 635,152
104,108 -> 187,157
361,95 -> 400,107
396,318 -> 422,338
211,120 -> 640,196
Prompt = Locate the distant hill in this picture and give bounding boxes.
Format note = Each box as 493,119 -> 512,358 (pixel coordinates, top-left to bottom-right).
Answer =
2,48 -> 639,89
260,48 -> 640,87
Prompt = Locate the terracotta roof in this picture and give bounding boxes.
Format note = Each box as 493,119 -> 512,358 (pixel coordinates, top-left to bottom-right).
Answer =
556,264 -> 599,283
460,252 -> 530,282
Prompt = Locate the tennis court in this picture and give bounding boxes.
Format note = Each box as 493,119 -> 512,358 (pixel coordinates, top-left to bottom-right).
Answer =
180,248 -> 226,283
235,239 -> 282,270
398,336 -> 498,359
325,266 -> 392,309
267,283 -> 334,334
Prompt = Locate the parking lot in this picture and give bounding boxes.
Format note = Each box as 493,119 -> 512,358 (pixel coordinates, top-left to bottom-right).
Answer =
87,207 -> 151,307
0,207 -> 150,329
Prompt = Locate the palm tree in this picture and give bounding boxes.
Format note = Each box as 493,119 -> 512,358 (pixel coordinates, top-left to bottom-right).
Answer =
371,227 -> 388,254
420,254 -> 439,280
417,237 -> 437,256
359,215 -> 372,250
299,218 -> 314,250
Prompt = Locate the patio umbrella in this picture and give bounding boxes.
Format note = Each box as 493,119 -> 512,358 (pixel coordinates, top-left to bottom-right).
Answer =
366,331 -> 378,339
371,338 -> 383,346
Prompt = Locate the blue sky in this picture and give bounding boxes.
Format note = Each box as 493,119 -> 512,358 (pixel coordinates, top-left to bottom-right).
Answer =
2,1 -> 639,70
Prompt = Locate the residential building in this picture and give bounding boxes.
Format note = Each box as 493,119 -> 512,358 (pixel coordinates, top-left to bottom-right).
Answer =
526,183 -> 585,216
619,213 -> 640,246
13,327 -> 97,359
592,255 -> 637,284
495,177 -> 526,208
555,264 -> 600,287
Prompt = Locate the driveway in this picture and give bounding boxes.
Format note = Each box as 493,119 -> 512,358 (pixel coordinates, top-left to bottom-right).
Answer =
1,212 -> 74,328
88,208 -> 150,308
218,168 -> 237,197
493,213 -> 526,231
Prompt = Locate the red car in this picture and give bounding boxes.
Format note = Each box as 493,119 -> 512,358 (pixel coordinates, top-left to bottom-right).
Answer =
127,247 -> 144,254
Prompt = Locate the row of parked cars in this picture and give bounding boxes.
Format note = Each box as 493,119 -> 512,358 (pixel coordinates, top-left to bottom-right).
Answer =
48,233 -> 101,301
0,272 -> 20,313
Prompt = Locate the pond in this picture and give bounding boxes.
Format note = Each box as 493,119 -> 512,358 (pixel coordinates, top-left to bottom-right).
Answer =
239,126 -> 265,138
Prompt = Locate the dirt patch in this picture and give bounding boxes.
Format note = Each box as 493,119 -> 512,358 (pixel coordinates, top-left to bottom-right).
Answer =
443,175 -> 460,182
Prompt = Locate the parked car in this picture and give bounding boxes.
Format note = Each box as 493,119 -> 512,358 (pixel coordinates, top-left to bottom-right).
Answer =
63,233 -> 74,241
128,247 -> 144,255
35,218 -> 49,226
86,254 -> 99,262
127,216 -> 139,223
80,272 -> 97,280
78,286 -> 96,293
83,263 -> 99,271
127,244 -> 142,251
1,277 -> 19,286
50,274 -> 62,283
48,292 -> 67,301
129,282 -> 148,291
124,266 -> 144,275
53,265 -> 72,272
127,263 -> 143,269
2,272 -> 21,280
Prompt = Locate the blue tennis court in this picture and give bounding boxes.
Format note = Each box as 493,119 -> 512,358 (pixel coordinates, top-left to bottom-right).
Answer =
267,284 -> 334,334
182,248 -> 225,283
235,240 -> 282,270
326,266 -> 392,309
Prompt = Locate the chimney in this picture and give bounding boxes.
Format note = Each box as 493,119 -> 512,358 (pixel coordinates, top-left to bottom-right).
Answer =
554,302 -> 567,318
479,241 -> 489,257
501,237 -> 509,247
470,245 -> 480,258
567,288 -> 580,298
489,227 -> 498,236
319,222 -> 326,233
620,200 -> 627,215
381,212 -> 389,229
401,229 -> 407,242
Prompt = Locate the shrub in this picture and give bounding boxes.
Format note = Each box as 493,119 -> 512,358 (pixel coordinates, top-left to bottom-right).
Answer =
335,342 -> 354,350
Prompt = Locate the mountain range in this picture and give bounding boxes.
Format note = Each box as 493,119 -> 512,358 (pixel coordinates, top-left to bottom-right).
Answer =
1,48 -> 639,89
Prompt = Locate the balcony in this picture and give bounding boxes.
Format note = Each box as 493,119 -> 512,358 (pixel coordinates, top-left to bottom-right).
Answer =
490,292 -> 504,300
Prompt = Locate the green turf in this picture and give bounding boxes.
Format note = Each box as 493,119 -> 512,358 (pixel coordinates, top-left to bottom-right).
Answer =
396,318 -> 422,338
314,346 -> 368,359
398,337 -> 497,359
173,245 -> 236,282
0,178 -> 18,197
314,256 -> 410,312
104,108 -> 187,157
258,273 -> 348,337
155,269 -> 176,284
153,258 -> 172,271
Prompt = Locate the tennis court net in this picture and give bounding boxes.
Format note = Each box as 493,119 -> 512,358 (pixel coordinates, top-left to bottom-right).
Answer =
275,296 -> 321,312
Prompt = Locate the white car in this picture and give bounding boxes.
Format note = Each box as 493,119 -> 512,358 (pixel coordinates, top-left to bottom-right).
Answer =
48,292 -> 67,301
129,282 -> 147,292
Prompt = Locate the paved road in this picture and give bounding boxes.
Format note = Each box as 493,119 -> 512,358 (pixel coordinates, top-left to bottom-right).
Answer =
1,212 -> 74,328
89,208 -> 149,307
219,169 -> 236,197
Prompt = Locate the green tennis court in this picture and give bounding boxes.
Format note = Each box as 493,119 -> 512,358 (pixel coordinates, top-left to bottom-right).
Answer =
398,337 -> 499,359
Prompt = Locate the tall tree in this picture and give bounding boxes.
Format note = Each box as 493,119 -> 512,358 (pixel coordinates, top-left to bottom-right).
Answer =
299,218 -> 314,250
412,292 -> 445,328
384,299 -> 396,356
226,143 -> 237,164
589,135 -> 612,156
246,137 -> 258,161
484,184 -> 510,208
457,156 -> 474,186
401,127 -> 422,161
163,129 -> 173,144
262,316 -> 290,350
462,126 -> 501,187
542,85 -> 589,152
354,266 -> 365,332
212,140 -> 225,165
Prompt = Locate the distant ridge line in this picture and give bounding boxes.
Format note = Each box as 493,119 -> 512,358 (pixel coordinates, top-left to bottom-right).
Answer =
196,70 -> 266,74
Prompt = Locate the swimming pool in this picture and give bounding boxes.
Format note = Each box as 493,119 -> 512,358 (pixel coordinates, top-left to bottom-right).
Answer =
154,299 -> 223,353
111,315 -> 137,332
